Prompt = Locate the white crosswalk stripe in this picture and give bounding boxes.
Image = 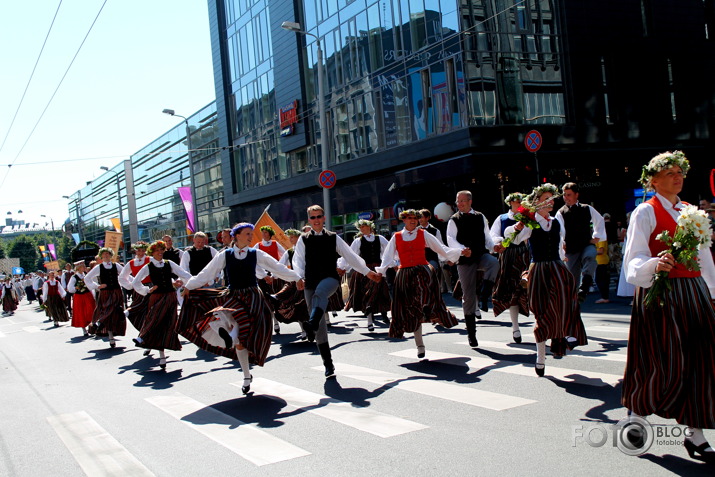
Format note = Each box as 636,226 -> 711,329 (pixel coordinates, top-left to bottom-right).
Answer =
463,339 -> 628,363
0,330 -> 5,338
589,325 -> 630,334
47,411 -> 155,477
22,326 -> 41,333
145,393 -> 310,466
237,378 -> 428,438
313,363 -> 536,411
389,349 -> 622,387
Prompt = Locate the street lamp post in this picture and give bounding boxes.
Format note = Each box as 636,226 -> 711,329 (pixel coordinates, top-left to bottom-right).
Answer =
100,166 -> 125,261
62,194 -> 82,240
162,109 -> 198,234
281,21 -> 331,228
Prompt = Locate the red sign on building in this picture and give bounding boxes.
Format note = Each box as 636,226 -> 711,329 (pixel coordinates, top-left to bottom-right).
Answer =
280,100 -> 299,136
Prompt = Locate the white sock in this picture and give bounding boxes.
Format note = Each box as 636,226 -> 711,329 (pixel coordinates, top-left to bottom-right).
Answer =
273,316 -> 279,326
536,341 -> 546,365
236,348 -> 251,380
366,313 -> 374,327
414,324 -> 424,349
509,306 -> 520,332
159,350 -> 166,359
229,325 -> 239,343
108,331 -> 114,340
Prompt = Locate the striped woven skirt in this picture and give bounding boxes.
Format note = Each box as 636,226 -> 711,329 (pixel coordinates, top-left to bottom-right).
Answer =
179,287 -> 272,366
344,264 -> 391,316
45,295 -> 69,322
92,288 -> 126,335
327,287 -> 345,312
71,292 -> 95,328
273,281 -> 309,324
389,264 -> 457,339
622,277 -> 715,428
492,242 -> 530,318
3,293 -> 17,312
126,289 -> 151,331
137,291 -> 181,351
528,260 -> 587,349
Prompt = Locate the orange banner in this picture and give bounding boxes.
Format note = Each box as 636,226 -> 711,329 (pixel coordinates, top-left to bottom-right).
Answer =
110,218 -> 122,233
104,231 -> 123,262
249,210 -> 292,251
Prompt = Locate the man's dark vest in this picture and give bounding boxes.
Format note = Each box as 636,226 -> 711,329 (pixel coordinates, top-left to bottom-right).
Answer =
302,231 -> 339,289
225,249 -> 258,289
558,204 -> 592,254
450,212 -> 487,265
148,261 -> 177,293
359,236 -> 382,265
422,225 -> 440,263
188,247 -> 213,275
99,264 -> 120,290
163,248 -> 181,264
529,220 -> 562,262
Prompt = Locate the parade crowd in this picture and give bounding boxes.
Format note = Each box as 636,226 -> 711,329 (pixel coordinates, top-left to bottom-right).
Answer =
3,151 -> 714,464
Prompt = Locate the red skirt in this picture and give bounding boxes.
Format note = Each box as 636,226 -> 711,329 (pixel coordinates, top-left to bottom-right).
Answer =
71,292 -> 95,328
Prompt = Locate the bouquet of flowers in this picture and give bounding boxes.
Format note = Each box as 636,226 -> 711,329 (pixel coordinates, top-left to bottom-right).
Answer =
644,205 -> 713,308
502,185 -> 560,248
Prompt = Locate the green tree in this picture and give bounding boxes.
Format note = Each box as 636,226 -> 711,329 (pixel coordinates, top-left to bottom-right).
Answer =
8,236 -> 38,272
0,242 -> 5,259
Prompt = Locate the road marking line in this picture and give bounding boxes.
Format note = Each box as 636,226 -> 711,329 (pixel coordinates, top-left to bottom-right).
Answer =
47,411 -> 155,477
235,378 -> 427,438
23,326 -> 41,333
145,393 -> 310,466
461,340 -> 627,363
390,349 -> 622,387
312,363 -> 536,411
0,331 -> 5,338
589,326 -> 630,334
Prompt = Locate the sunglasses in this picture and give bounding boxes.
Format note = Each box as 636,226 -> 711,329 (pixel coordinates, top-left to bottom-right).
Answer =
309,214 -> 324,220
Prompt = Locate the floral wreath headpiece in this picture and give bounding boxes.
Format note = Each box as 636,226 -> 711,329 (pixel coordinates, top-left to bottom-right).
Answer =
354,219 -> 375,230
523,183 -> 560,210
131,241 -> 148,251
259,225 -> 275,236
147,240 -> 167,255
97,247 -> 115,257
504,192 -> 524,206
399,209 -> 419,220
639,150 -> 690,191
284,228 -> 301,237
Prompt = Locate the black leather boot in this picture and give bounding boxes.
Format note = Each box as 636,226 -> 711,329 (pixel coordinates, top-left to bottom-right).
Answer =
465,314 -> 478,347
318,342 -> 335,378
479,280 -> 494,312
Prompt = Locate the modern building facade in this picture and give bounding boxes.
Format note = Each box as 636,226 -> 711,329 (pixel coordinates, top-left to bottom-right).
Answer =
208,0 -> 715,234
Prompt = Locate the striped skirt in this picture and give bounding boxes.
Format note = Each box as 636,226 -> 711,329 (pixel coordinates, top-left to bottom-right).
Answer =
273,281 -> 309,324
45,295 -> 69,322
327,287 -> 345,312
137,291 -> 181,351
3,293 -> 17,312
71,292 -> 95,328
126,290 -> 151,331
389,264 -> 458,339
492,242 -> 530,318
179,287 -> 272,366
622,277 -> 715,428
344,264 -> 391,316
92,288 -> 126,335
528,260 -> 587,348
25,286 -> 36,301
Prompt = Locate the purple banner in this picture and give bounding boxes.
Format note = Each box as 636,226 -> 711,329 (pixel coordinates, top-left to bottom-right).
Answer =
47,244 -> 57,260
178,187 -> 196,233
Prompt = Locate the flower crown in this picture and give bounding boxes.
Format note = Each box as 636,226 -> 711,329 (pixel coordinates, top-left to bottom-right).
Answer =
131,241 -> 148,250
639,150 -> 690,191
284,228 -> 301,237
354,219 -> 375,230
259,225 -> 275,236
522,183 -> 560,211
147,240 -> 167,254
98,247 -> 115,257
399,209 -> 419,220
504,192 -> 524,206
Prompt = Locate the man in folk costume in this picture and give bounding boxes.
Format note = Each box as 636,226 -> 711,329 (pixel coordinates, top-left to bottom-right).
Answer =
161,235 -> 184,265
622,151 -> 715,463
293,205 -> 381,378
256,225 -> 286,334
33,272 -> 45,308
180,232 -> 218,286
60,263 -> 74,317
118,242 -> 152,343
447,190 -> 499,347
554,182 -> 606,302
84,247 -> 126,348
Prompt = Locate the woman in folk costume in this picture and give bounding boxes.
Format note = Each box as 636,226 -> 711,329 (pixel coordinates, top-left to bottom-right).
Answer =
503,184 -> 587,376
342,220 -> 391,332
60,263 -> 74,318
118,242 -> 152,334
23,274 -> 36,304
42,271 -> 70,327
84,247 -> 126,348
269,229 -> 311,340
182,223 -> 302,394
2,278 -> 18,315
256,225 -> 287,334
375,210 -> 465,359
131,241 -> 192,370
622,151 -> 715,463
67,261 -> 96,336
490,192 -> 530,343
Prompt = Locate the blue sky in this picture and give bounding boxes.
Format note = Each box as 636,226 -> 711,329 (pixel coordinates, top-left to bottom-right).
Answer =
0,0 -> 215,229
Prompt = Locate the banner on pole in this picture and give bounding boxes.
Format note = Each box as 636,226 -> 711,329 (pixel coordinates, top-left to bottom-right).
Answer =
103,231 -> 123,262
178,187 -> 196,233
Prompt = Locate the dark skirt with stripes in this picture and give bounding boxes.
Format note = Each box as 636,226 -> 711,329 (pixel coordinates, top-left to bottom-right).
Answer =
71,292 -> 95,328
528,260 -> 587,349
46,295 -> 69,322
92,288 -> 126,335
492,242 -> 530,317
327,287 -> 345,312
137,291 -> 182,351
25,286 -> 36,301
622,277 -> 715,428
178,286 -> 272,366
3,293 -> 17,312
344,264 -> 391,316
273,281 -> 309,324
126,289 -> 151,331
389,264 -> 458,339
258,277 -> 285,298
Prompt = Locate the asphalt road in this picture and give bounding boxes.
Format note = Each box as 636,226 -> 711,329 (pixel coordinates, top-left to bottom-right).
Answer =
0,292 -> 712,477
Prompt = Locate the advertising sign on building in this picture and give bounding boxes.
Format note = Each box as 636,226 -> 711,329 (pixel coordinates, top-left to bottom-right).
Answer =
280,100 -> 299,137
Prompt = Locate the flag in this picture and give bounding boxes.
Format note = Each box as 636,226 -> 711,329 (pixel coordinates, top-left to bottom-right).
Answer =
178,187 -> 196,233
110,218 -> 122,233
71,233 -> 80,245
250,209 -> 292,251
47,244 -> 57,260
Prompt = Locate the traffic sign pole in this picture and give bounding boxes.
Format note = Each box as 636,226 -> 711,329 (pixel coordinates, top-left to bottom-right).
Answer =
524,130 -> 543,183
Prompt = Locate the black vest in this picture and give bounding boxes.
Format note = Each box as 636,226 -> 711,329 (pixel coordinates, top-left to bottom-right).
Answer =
499,213 -> 517,236
98,264 -> 120,290
359,236 -> 382,265
421,225 -> 439,263
558,204 -> 592,254
287,249 -> 295,268
225,249 -> 258,289
450,211 -> 487,265
148,261 -> 177,293
303,231 -> 339,289
163,248 -> 181,264
188,247 -> 213,275
529,220 -> 562,262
